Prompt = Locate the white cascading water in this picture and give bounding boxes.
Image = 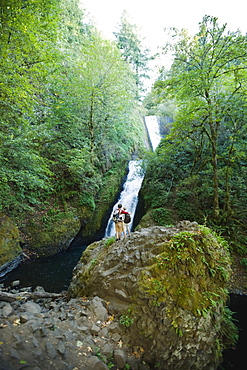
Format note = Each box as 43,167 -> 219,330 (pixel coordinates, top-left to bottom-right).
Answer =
144,115 -> 161,151
104,116 -> 161,237
104,160 -> 144,237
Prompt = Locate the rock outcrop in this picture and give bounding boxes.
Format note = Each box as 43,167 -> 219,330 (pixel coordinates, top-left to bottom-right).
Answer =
22,210 -> 81,257
0,214 -> 22,275
0,285 -> 141,370
68,221 -> 233,369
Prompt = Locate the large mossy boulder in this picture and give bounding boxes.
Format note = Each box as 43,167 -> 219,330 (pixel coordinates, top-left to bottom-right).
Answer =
0,214 -> 22,273
68,221 -> 233,369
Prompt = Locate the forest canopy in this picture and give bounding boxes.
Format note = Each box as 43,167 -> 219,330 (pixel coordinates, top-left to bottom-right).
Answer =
143,16 -> 247,252
0,0 -> 145,217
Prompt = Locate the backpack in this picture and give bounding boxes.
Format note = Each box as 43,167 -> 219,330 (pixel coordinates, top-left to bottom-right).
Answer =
124,213 -> 131,224
112,210 -> 122,223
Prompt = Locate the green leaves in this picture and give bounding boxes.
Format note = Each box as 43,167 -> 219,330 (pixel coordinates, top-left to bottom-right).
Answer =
0,0 -> 145,217
152,16 -> 247,220
114,10 -> 150,98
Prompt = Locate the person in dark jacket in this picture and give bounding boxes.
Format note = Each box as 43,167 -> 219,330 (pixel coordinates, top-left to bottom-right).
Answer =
123,207 -> 131,238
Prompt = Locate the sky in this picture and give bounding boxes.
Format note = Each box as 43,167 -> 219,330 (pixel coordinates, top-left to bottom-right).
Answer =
80,0 -> 247,45
80,0 -> 247,87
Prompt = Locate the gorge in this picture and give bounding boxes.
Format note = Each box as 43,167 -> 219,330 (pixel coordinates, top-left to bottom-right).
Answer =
0,116 -> 160,290
1,116 -> 244,369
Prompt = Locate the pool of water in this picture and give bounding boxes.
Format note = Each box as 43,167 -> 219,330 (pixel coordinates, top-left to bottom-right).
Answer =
219,293 -> 247,369
0,243 -> 87,293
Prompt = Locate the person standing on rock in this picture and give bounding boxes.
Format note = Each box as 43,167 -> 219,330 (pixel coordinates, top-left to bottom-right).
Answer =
123,207 -> 131,238
112,204 -> 128,241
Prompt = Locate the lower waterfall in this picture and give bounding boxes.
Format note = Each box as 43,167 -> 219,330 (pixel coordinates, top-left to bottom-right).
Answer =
0,116 -> 162,291
104,160 -> 144,237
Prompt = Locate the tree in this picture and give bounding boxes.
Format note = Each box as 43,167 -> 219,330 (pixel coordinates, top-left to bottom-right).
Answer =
114,10 -> 150,99
155,16 -> 247,220
0,0 -> 60,212
0,0 -> 145,218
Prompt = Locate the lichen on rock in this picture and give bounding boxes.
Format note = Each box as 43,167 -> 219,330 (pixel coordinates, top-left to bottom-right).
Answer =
68,221 -> 234,369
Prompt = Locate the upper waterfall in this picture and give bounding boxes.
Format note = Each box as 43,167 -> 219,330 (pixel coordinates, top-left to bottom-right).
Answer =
144,115 -> 161,151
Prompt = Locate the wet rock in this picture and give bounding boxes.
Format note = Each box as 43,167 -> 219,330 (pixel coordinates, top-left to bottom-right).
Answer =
19,314 -> 29,323
34,285 -> 46,293
11,280 -> 20,288
90,323 -> 101,335
10,348 -> 20,360
31,336 -> 39,347
108,322 -> 121,334
86,355 -> 108,370
90,296 -> 108,322
0,223 -> 234,370
32,348 -> 43,361
102,343 -> 113,358
20,302 -> 42,314
46,341 -> 56,359
98,326 -> 108,338
114,348 -> 126,369
2,303 -> 14,317
78,325 -> 90,334
57,340 -> 66,357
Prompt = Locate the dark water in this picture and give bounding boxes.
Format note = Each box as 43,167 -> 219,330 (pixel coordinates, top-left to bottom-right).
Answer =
219,293 -> 247,370
0,243 -> 87,293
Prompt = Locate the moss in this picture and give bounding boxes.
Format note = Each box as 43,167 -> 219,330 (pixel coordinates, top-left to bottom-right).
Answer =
138,226 -> 231,316
78,159 -> 129,239
23,210 -> 80,257
0,214 -> 22,265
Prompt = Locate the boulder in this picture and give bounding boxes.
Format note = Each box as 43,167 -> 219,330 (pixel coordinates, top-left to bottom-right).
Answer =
68,221 -> 232,369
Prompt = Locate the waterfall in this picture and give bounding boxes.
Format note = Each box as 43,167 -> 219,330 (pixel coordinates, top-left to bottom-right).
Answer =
104,116 -> 162,238
104,160 -> 144,237
1,115 -> 163,291
144,115 -> 161,151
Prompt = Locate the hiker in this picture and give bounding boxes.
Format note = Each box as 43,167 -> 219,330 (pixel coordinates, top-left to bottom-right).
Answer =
123,207 -> 131,238
112,204 -> 128,240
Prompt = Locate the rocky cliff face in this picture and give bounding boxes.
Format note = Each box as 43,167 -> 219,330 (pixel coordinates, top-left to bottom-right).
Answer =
0,161 -> 128,271
68,221 -> 233,369
0,214 -> 22,275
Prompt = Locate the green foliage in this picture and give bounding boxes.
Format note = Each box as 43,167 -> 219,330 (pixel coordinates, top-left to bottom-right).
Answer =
114,10 -> 150,98
220,307 -> 239,349
107,361 -> 114,369
240,258 -> 247,269
150,208 -> 172,225
119,309 -> 134,327
104,237 -> 116,248
90,258 -> 98,268
94,346 -> 107,363
147,16 -> 247,230
139,226 -> 231,316
0,0 -> 145,227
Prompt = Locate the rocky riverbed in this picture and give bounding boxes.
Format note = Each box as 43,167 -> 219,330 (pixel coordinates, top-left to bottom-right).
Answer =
0,285 -> 146,370
0,222 -> 238,370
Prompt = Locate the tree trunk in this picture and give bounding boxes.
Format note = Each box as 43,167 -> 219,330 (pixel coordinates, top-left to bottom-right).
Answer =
210,124 -> 220,219
0,291 -> 62,303
89,91 -> 95,164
